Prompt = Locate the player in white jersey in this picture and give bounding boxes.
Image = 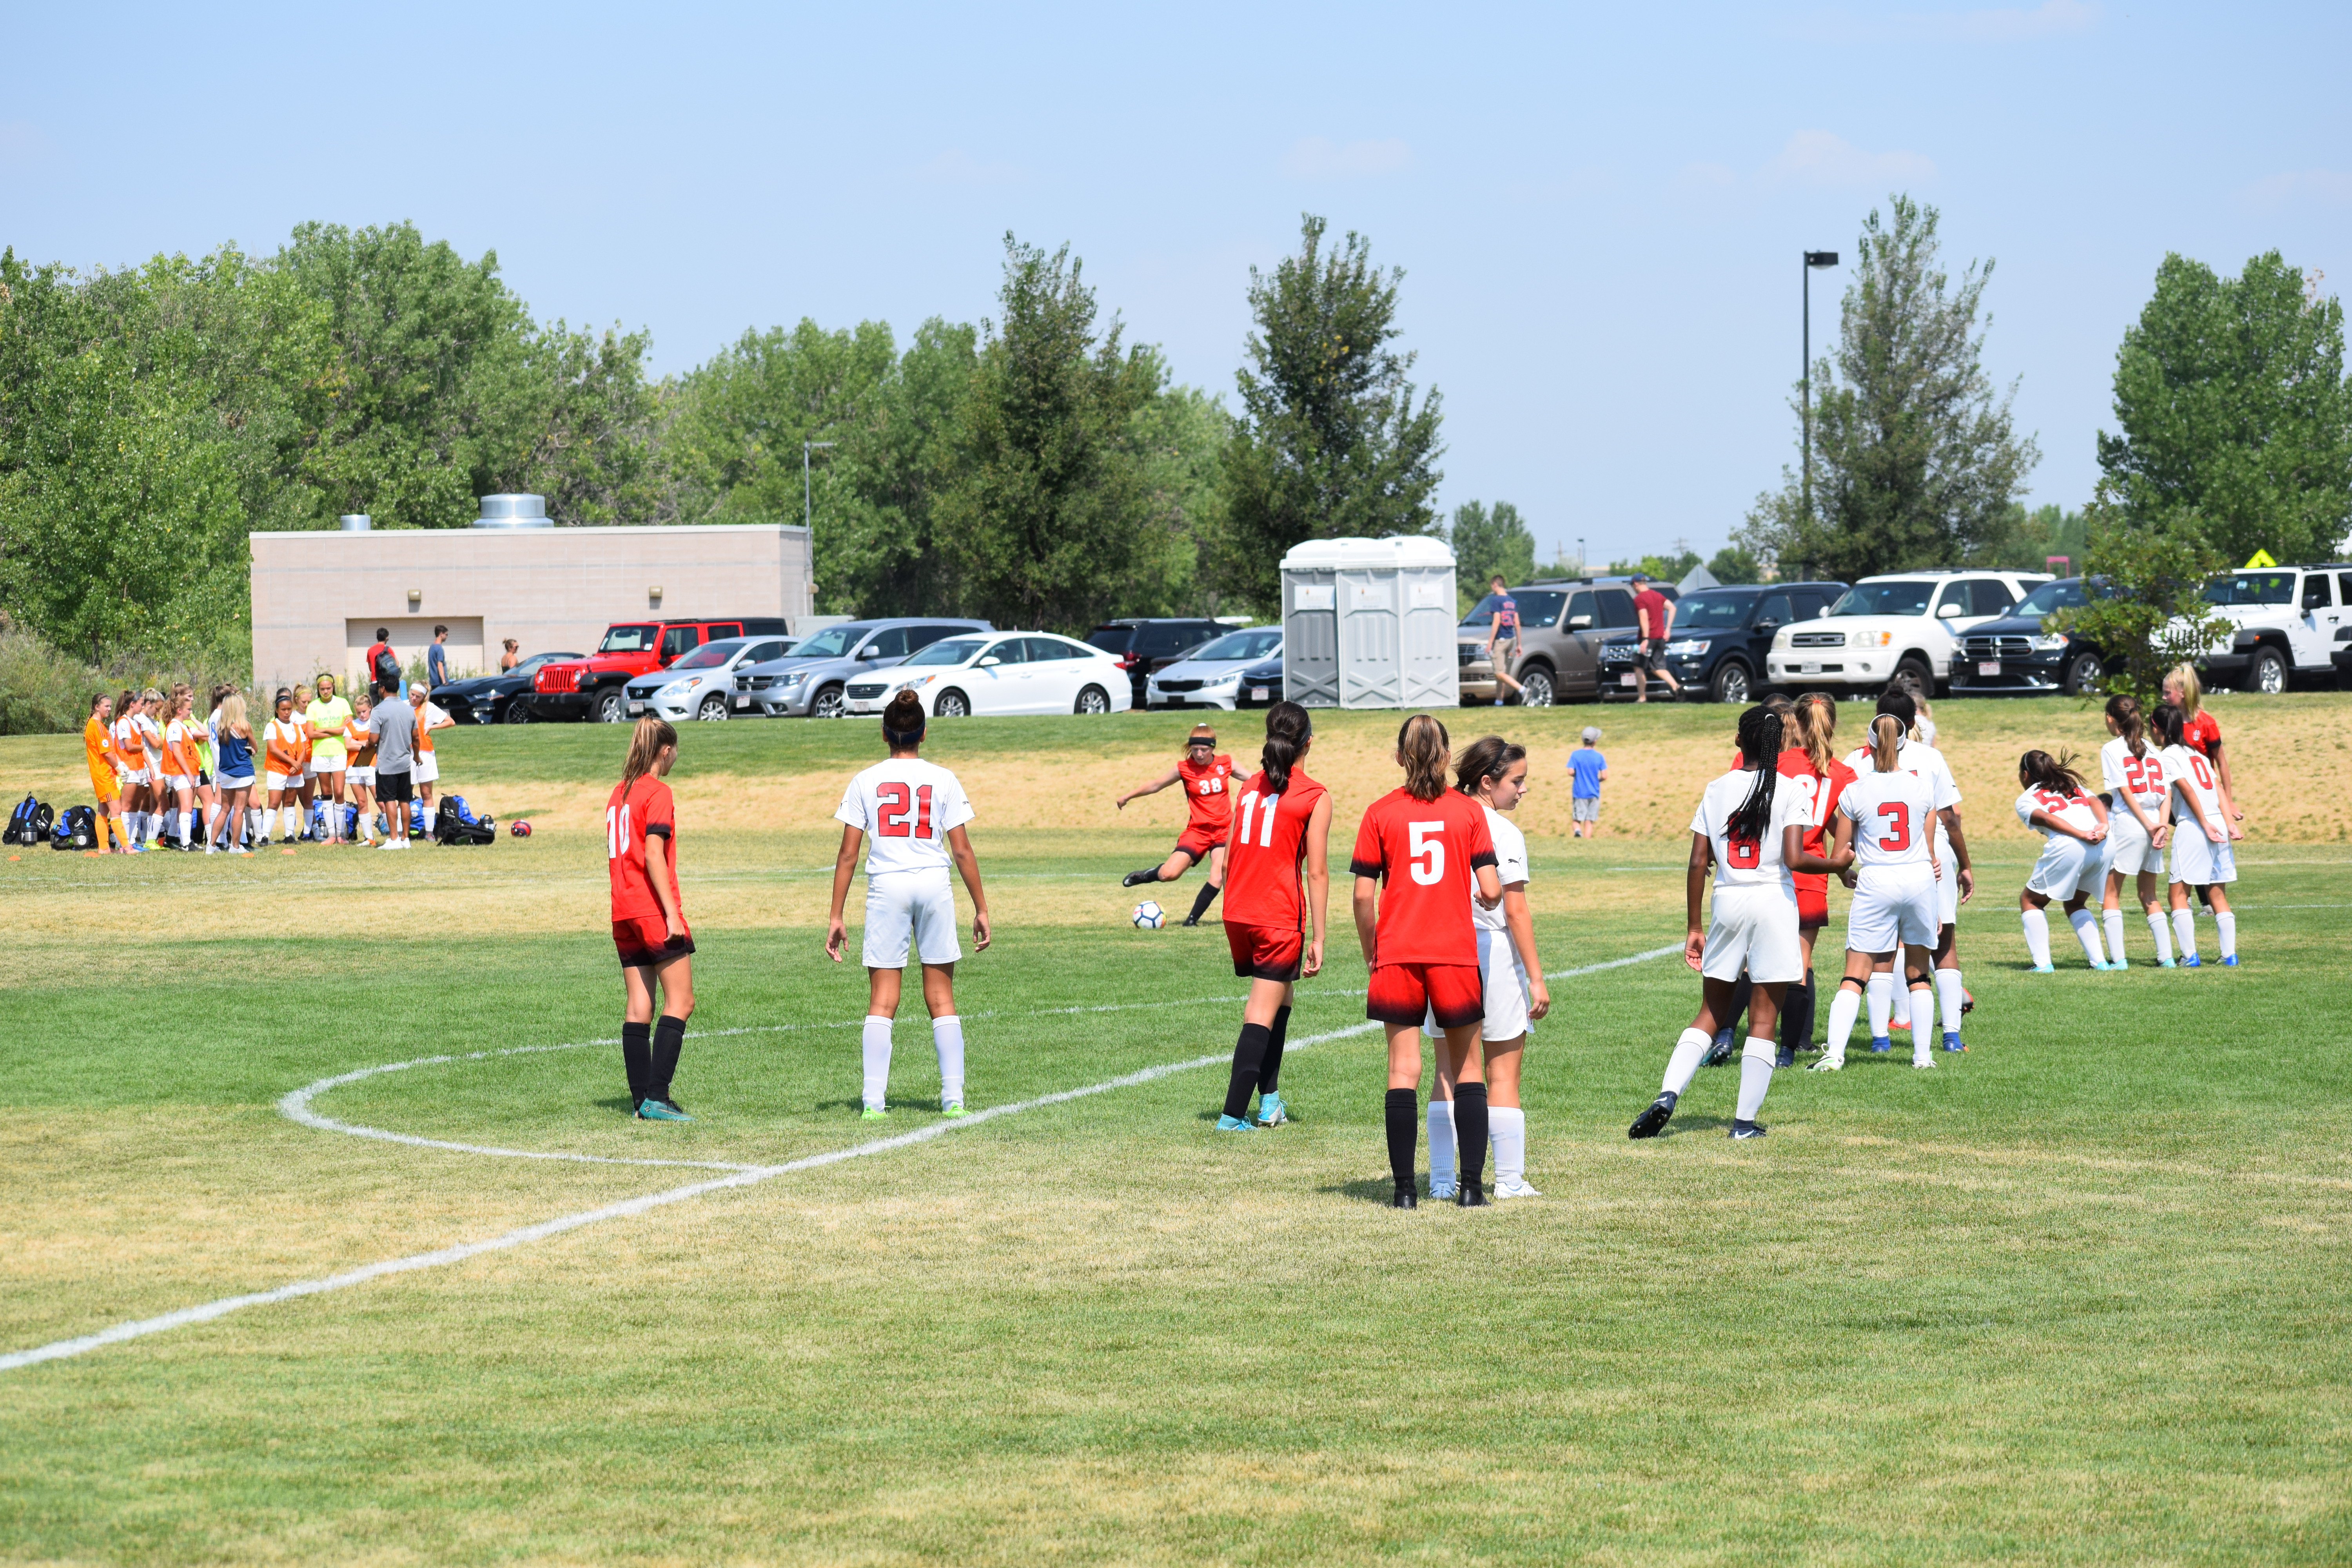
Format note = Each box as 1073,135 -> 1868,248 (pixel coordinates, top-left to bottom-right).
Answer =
2153,702 -> 2238,967
1815,714 -> 1944,1070
1424,737 -> 1551,1196
826,691 -> 993,1116
2013,750 -> 2114,972
1840,687 -> 1972,1053
1630,706 -> 1832,1140
2097,694 -> 2176,967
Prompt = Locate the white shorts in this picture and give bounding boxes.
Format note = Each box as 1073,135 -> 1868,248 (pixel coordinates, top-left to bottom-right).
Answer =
2025,834 -> 2108,900
266,771 -> 299,792
1936,840 -> 1960,926
1423,926 -> 1532,1042
162,773 -> 192,793
216,773 -> 254,790
1846,862 -> 1941,954
123,768 -> 151,787
2168,827 -> 2238,887
347,766 -> 375,786
312,757 -> 345,775
412,754 -> 440,784
1700,882 -> 1806,984
2105,812 -> 2165,878
863,873 -> 962,969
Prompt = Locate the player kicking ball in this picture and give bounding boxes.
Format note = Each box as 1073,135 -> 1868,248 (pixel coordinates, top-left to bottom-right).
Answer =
607,717 -> 695,1120
1212,702 -> 1330,1131
828,692 -> 992,1119
1629,706 -> 1835,1142
1114,724 -> 1237,926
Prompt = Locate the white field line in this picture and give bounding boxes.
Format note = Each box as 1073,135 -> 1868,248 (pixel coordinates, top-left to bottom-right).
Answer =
1,946 -> 1677,1374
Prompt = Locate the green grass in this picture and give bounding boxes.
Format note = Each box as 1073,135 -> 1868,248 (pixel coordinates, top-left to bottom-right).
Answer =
2,817 -> 2349,1564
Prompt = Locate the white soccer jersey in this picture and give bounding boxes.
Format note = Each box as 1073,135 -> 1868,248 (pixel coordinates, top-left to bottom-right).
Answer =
1842,738 -> 1960,814
1690,766 -> 1815,892
2014,786 -> 2100,840
1838,768 -> 1939,869
2160,743 -> 2227,841
836,757 -> 975,878
2099,738 -> 2168,826
1473,805 -> 1529,932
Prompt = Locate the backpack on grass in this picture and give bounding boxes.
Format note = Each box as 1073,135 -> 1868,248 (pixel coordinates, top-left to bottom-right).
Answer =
6,795 -> 54,845
53,805 -> 96,850
434,795 -> 497,846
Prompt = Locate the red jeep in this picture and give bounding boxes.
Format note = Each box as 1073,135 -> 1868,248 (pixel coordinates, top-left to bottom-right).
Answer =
527,617 -> 788,722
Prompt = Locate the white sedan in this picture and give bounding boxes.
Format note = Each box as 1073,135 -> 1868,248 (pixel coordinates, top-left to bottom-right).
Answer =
844,632 -> 1134,717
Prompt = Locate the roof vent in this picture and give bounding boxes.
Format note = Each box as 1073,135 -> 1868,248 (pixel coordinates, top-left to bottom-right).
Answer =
472,494 -> 554,529
339,514 -> 372,532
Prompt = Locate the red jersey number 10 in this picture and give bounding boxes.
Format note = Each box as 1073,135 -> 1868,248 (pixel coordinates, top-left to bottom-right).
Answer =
1876,800 -> 1911,852
875,782 -> 935,839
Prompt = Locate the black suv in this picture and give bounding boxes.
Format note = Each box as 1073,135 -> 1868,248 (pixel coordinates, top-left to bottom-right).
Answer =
1597,581 -> 1846,702
1949,577 -> 2116,696
1083,618 -> 1225,709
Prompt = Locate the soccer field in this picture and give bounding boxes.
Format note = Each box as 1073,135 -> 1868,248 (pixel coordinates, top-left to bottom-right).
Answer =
4,697 -> 2349,1564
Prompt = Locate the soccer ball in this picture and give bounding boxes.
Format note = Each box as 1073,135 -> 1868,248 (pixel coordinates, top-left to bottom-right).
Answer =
510,820 -> 533,837
1131,900 -> 1166,929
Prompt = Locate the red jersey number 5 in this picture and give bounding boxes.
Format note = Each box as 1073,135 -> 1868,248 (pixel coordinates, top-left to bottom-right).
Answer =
1407,821 -> 1446,885
1876,800 -> 1911,852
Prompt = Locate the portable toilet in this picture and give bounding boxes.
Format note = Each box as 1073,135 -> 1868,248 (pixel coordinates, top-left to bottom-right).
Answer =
1279,536 -> 1459,709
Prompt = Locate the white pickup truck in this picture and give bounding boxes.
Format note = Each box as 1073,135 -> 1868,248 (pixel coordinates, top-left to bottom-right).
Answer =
2198,564 -> 2352,693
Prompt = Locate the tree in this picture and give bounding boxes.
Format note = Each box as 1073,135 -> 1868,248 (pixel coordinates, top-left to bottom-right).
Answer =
2049,481 -> 2232,704
933,236 -> 1163,630
1742,195 -> 2038,581
2098,251 -> 2351,567
1606,550 -> 1699,581
1447,500 -> 1535,599
1221,215 -> 1443,604
1707,544 -> 1763,584
814,318 -> 979,617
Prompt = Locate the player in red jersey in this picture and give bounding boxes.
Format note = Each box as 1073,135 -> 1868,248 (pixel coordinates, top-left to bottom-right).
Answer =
1212,702 -> 1332,1132
1352,714 -> 1502,1208
1767,693 -> 1854,1063
1115,722 -> 1237,926
606,717 -> 694,1121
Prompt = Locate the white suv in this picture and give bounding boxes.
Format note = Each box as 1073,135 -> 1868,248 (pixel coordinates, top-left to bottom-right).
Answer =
1767,570 -> 2051,695
2200,563 -> 2352,693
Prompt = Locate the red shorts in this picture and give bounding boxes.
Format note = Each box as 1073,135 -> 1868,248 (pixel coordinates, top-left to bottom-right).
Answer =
1227,921 -> 1303,982
613,914 -> 695,969
1367,961 -> 1482,1030
1175,822 -> 1227,861
1793,873 -> 1829,928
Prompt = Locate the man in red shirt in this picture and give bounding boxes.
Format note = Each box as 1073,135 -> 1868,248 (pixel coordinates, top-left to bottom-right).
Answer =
1632,574 -> 1681,703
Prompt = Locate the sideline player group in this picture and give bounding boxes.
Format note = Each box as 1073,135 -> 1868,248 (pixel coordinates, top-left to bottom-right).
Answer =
598,666 -> 2254,1203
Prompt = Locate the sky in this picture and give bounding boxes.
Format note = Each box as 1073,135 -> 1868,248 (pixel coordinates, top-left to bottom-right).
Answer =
4,0 -> 2347,566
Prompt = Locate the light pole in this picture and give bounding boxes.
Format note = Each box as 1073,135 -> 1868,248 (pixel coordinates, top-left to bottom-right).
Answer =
1576,537 -> 1586,576
1802,250 -> 1838,521
803,441 -> 836,530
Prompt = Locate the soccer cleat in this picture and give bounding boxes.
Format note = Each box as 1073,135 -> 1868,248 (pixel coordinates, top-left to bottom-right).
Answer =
1120,868 -> 1158,888
1214,1114 -> 1256,1132
1869,1036 -> 1893,1054
1255,1092 -> 1288,1126
1428,1181 -> 1457,1201
1960,988 -> 1975,1014
941,1101 -> 967,1118
1702,1030 -> 1737,1067
860,1105 -> 889,1120
1941,1032 -> 1966,1053
1627,1091 -> 1677,1140
1493,1178 -> 1543,1199
2220,955 -> 2239,967
1810,1053 -> 1845,1072
1728,1120 -> 1766,1139
1455,1182 -> 1488,1207
1889,1016 -> 1911,1034
2030,962 -> 2055,974
1912,1055 -> 1936,1070
2180,954 -> 2201,968
1180,916 -> 1200,927
636,1098 -> 691,1121
1390,1187 -> 1417,1210
1775,1042 -> 1797,1070
2156,956 -> 2177,969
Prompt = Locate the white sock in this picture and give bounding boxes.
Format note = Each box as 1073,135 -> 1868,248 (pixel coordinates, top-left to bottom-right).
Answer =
1866,973 -> 1892,1038
931,1015 -> 965,1105
1735,1038 -> 1775,1121
1910,986 -> 1935,1063
2216,912 -> 2236,959
1933,969 -> 1964,1036
1662,1027 -> 1711,1097
860,1016 -> 893,1110
1824,985 -> 1862,1060
2146,910 -> 2173,964
2102,909 -> 2127,963
2021,908 -> 2054,967
1427,1099 -> 1457,1189
182,809 -> 196,843
1490,1107 -> 1526,1187
260,807 -> 276,839
1889,976 -> 1911,1028
2068,908 -> 2107,967
2172,907 -> 2198,960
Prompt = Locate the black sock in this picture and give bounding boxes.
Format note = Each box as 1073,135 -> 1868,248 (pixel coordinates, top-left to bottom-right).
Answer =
1384,1087 -> 1418,1193
1455,1082 -> 1489,1191
1187,881 -> 1221,923
651,1015 -> 686,1103
1223,1024 -> 1270,1119
621,1022 -> 652,1105
1259,1005 -> 1291,1093
1783,969 -> 1816,1051
1723,972 -> 1753,1036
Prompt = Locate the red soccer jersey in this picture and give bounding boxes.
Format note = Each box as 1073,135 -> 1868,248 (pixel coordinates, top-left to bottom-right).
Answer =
606,775 -> 681,921
2182,709 -> 2222,759
1349,787 -> 1496,966
1177,752 -> 1235,831
1223,768 -> 1328,931
1777,748 -> 1857,862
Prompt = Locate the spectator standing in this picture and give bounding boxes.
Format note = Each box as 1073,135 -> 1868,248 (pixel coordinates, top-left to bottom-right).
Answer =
410,682 -> 455,824
426,626 -> 451,689
363,628 -> 397,696
1482,573 -> 1525,706
1632,573 -> 1681,703
499,638 -> 521,672
1568,726 -> 1608,838
368,681 -> 417,851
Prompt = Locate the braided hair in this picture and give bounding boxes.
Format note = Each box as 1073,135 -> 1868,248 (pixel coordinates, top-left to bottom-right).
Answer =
1725,706 -> 1784,844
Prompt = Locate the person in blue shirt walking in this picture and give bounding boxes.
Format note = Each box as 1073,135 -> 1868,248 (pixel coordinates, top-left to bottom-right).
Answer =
1568,726 -> 1608,838
426,626 -> 451,689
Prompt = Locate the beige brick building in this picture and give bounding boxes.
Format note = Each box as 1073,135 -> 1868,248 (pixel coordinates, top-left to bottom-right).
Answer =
248,516 -> 814,690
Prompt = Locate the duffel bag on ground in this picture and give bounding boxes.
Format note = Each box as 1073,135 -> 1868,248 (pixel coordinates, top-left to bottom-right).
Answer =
52,805 -> 97,849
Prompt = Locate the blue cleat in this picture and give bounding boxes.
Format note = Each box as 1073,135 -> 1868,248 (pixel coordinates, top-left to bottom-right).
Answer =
2157,956 -> 2176,969
2180,954 -> 2201,968
1942,1031 -> 1966,1053
1255,1091 -> 1289,1126
1869,1036 -> 1893,1054
635,1098 -> 691,1122
2030,962 -> 2055,974
1215,1113 -> 1256,1132
2220,955 -> 2239,967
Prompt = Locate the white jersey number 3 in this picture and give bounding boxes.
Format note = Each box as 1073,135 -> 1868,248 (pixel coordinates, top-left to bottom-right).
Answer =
1408,821 -> 1445,885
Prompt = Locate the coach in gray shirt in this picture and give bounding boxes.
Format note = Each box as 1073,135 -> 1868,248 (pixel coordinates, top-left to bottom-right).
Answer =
368,681 -> 418,851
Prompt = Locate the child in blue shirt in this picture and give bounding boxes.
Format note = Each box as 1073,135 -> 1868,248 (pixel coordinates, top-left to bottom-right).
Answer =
1567,726 -> 1608,837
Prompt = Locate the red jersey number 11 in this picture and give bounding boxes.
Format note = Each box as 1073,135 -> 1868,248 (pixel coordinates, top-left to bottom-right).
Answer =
876,782 -> 935,839
1234,790 -> 1279,849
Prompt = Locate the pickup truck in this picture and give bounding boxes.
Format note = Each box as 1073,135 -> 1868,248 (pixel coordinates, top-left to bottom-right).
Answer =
2197,564 -> 2352,692
526,617 -> 789,722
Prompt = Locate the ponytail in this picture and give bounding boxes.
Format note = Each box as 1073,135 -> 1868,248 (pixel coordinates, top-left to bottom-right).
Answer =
619,715 -> 678,790
1259,702 -> 1312,794
2105,693 -> 2147,759
1454,735 -> 1526,797
2150,702 -> 2187,751
1396,713 -> 1451,801
2167,663 -> 2203,715
1869,713 -> 1904,773
2019,748 -> 2087,797
1793,691 -> 1837,776
1726,706 -> 1783,844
